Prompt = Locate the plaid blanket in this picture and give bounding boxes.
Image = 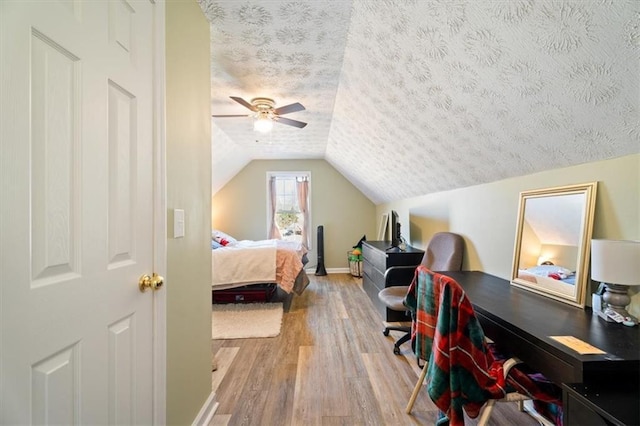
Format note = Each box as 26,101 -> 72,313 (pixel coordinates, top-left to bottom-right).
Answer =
404,266 -> 562,426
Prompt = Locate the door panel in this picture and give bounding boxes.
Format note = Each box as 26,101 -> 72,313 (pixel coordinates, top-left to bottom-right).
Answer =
108,315 -> 136,425
31,344 -> 80,425
30,29 -> 81,287
108,80 -> 137,267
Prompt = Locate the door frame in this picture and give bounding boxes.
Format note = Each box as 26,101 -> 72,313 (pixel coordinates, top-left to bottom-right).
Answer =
152,1 -> 167,424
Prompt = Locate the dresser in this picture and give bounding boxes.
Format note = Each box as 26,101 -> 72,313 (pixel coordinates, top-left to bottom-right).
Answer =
362,241 -> 425,321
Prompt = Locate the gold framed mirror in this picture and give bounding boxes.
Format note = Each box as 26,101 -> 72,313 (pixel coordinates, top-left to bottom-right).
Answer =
511,182 -> 598,307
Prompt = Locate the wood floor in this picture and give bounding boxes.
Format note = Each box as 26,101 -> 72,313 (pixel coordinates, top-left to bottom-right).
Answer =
209,273 -> 541,426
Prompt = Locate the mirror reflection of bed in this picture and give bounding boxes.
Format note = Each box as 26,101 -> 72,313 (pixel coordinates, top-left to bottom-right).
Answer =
511,183 -> 597,307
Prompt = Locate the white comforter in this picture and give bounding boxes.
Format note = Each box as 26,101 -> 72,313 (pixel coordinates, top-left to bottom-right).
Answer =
211,239 -> 277,287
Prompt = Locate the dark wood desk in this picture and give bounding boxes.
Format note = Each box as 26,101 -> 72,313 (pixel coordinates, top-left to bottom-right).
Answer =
441,271 -> 640,425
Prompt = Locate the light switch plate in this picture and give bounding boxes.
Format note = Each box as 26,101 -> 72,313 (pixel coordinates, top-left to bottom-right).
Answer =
173,209 -> 185,238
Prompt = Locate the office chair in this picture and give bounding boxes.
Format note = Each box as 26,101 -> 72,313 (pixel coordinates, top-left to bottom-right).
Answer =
377,232 -> 464,355
404,266 -> 561,426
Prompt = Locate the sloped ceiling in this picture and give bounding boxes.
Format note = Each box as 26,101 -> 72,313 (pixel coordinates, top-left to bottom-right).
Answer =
200,0 -> 639,204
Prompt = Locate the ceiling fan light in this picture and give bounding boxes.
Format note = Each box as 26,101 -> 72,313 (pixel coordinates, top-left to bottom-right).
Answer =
254,115 -> 273,133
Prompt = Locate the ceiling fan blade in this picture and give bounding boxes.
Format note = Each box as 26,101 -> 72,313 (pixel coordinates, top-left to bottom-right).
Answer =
230,96 -> 257,112
276,117 -> 307,128
274,102 -> 305,115
211,114 -> 250,118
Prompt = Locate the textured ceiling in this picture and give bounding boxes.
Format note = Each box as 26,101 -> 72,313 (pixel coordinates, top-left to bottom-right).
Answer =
200,0 -> 639,204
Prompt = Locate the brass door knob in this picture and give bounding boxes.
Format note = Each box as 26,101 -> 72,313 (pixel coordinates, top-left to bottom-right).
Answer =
139,273 -> 164,292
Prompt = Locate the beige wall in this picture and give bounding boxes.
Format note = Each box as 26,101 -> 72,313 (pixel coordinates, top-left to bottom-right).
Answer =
166,2 -> 212,424
212,159 -> 377,269
379,154 -> 640,317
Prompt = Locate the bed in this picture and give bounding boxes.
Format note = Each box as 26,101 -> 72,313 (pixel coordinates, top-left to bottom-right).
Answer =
211,231 -> 310,295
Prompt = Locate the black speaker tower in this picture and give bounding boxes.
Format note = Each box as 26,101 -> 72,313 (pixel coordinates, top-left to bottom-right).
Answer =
315,225 -> 327,276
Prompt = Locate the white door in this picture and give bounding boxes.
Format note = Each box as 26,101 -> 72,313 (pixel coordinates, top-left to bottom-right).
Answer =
0,1 -> 165,424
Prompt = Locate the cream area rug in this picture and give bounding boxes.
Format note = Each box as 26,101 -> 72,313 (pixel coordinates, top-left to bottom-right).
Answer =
211,302 -> 283,339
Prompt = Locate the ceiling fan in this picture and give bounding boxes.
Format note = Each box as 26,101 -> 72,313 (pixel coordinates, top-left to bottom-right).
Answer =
212,96 -> 307,132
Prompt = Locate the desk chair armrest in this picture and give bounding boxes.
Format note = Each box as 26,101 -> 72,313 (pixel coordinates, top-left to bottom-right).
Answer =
384,265 -> 418,287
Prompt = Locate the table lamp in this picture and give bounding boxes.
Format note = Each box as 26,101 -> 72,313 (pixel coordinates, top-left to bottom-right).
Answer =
590,239 -> 640,325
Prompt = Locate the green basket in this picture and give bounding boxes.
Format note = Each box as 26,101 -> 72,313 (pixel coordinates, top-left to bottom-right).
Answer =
347,251 -> 363,277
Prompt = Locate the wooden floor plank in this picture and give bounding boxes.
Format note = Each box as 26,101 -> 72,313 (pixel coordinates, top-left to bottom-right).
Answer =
318,331 -> 351,418
208,413 -> 231,426
208,274 -> 543,426
291,345 -> 319,425
260,362 -> 297,425
211,347 -> 240,393
343,376 -> 385,425
362,352 -> 432,425
212,340 -> 263,415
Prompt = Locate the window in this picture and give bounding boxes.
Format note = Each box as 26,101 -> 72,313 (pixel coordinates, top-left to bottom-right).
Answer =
267,172 -> 310,249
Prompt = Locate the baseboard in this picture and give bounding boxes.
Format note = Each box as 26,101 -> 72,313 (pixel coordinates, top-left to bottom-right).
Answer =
192,391 -> 218,426
305,267 -> 351,274
327,267 -> 350,274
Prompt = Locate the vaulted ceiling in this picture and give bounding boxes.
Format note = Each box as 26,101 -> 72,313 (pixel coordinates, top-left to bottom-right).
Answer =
199,0 -> 639,205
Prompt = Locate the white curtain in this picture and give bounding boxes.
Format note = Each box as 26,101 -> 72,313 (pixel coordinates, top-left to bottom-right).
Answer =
296,177 -> 310,249
267,176 -> 282,240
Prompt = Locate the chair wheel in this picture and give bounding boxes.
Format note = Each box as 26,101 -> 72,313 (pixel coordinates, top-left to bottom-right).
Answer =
393,346 -> 401,355
383,329 -> 390,336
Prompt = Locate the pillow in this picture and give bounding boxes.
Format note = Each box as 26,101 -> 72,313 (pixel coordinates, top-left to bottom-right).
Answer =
211,240 -> 223,250
526,265 -> 574,277
212,229 -> 237,246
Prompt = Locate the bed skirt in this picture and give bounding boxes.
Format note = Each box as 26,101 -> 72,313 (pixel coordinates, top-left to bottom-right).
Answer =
212,283 -> 277,304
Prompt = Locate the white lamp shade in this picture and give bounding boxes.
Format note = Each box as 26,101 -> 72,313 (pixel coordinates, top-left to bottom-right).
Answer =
590,239 -> 640,286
